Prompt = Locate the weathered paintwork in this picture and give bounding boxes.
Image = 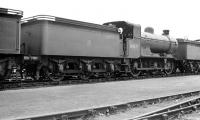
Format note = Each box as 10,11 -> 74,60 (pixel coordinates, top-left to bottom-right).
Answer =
141,32 -> 178,54
0,8 -> 22,54
140,32 -> 178,58
104,21 -> 178,59
21,16 -> 123,58
176,39 -> 200,60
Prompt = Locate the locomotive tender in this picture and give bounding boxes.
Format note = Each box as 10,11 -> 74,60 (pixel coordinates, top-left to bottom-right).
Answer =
0,8 -> 23,80
1,7 -> 200,81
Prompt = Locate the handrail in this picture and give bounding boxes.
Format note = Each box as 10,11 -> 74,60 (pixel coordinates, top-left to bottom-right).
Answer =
0,8 -> 23,16
21,15 -> 117,32
21,15 -> 56,23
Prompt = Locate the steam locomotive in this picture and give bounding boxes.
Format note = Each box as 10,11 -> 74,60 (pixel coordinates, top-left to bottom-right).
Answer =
1,7 -> 200,81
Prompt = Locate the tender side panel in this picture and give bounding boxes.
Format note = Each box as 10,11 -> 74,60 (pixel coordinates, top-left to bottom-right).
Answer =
175,42 -> 187,60
41,21 -> 122,57
21,22 -> 42,55
176,41 -> 200,60
0,16 -> 20,54
186,43 -> 200,60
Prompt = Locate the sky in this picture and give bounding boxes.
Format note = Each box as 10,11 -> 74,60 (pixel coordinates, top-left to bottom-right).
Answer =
1,0 -> 200,40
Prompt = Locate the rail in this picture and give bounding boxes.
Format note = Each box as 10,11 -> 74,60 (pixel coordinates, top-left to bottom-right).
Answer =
131,97 -> 200,120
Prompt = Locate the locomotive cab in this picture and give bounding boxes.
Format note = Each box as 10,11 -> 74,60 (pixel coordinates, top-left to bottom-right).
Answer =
104,21 -> 141,39
104,21 -> 141,57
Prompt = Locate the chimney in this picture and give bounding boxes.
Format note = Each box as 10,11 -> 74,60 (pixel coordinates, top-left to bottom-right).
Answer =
163,30 -> 169,35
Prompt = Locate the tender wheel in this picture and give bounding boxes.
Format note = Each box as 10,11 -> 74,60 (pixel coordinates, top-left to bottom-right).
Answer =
164,61 -> 174,75
48,72 -> 64,81
131,68 -> 141,77
198,64 -> 200,73
193,63 -> 199,73
104,72 -> 111,79
80,74 -> 89,80
21,64 -> 36,81
47,63 -> 64,81
36,66 -> 49,81
0,63 -> 6,80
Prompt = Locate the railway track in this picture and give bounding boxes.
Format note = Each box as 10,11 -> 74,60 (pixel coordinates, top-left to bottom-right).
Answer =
130,97 -> 200,120
1,72 -> 199,90
17,91 -> 200,120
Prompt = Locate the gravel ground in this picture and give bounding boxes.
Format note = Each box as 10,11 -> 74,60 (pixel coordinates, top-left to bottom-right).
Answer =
179,112 -> 200,120
93,95 -> 200,120
1,75 -> 200,120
